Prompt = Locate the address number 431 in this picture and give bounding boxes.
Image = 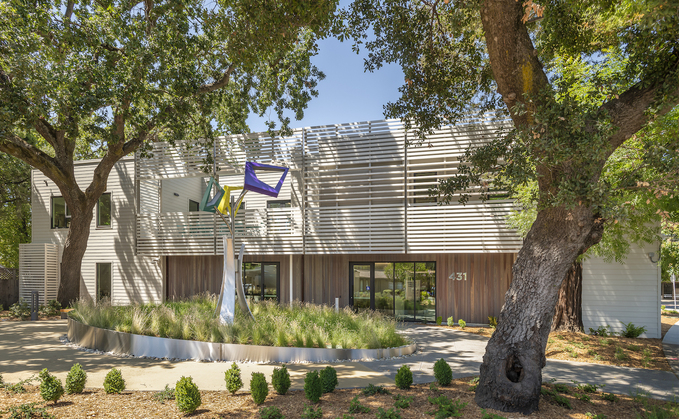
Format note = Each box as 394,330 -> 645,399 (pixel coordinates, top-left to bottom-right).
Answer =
448,272 -> 468,281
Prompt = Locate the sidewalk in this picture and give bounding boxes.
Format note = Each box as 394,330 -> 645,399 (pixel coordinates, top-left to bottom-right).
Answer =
662,316 -> 679,381
366,325 -> 679,401
1,320 -> 677,400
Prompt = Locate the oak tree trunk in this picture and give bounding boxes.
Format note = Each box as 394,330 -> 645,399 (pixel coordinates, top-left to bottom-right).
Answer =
57,205 -> 95,307
551,261 -> 584,333
475,205 -> 603,414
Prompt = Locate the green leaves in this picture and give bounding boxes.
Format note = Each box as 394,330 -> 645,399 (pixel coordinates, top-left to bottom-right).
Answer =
346,0 -> 496,136
1,0 -> 339,161
347,1 -> 679,217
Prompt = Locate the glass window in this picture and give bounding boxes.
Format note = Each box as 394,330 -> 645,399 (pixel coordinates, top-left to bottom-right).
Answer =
51,196 -> 71,229
394,263 -> 415,321
243,262 -> 262,302
415,262 -> 436,322
267,200 -> 291,209
97,193 -> 111,227
351,264 -> 372,311
375,262 -> 394,316
96,263 -> 111,301
242,262 -> 279,302
189,199 -> 200,212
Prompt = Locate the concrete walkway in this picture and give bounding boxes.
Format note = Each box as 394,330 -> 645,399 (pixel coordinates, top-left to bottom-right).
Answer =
662,317 -> 679,381
1,320 -> 678,400
367,325 -> 679,401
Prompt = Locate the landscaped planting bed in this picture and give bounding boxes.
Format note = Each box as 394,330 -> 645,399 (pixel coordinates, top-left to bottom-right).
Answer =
69,296 -> 408,349
445,325 -> 671,372
1,379 -> 677,418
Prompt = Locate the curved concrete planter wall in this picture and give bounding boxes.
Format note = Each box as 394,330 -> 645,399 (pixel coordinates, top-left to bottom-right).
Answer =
67,319 -> 417,363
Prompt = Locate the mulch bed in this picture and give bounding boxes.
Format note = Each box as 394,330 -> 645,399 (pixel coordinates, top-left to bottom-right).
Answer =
1,380 -> 676,418
451,326 -> 672,372
0,311 -> 61,321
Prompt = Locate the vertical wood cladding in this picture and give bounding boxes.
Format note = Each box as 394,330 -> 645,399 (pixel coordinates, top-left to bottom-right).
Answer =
166,255 -> 302,304
166,252 -> 515,323
302,253 -> 516,324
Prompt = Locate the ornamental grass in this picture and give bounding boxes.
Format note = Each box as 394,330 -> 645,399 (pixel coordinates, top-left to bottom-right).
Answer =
70,294 -> 407,349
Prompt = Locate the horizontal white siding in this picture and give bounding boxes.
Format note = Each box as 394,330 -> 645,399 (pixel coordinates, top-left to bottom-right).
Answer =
582,241 -> 661,338
161,177 -> 205,213
31,158 -> 163,305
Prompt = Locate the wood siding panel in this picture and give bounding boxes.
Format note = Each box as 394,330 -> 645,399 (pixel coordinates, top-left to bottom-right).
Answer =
166,254 -> 303,305
302,253 -> 516,323
166,252 -> 515,322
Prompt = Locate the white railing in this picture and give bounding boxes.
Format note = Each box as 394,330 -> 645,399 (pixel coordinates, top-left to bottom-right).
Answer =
137,208 -> 303,255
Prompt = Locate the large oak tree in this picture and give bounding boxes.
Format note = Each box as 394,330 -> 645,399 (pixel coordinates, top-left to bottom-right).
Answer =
348,0 -> 679,413
508,107 -> 679,333
0,0 -> 338,306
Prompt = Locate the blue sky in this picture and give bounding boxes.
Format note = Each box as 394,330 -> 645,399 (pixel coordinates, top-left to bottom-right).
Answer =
246,35 -> 405,132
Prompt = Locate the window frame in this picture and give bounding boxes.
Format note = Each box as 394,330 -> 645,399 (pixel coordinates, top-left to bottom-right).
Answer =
50,196 -> 71,229
188,199 -> 200,212
96,192 -> 112,228
349,261 -> 436,321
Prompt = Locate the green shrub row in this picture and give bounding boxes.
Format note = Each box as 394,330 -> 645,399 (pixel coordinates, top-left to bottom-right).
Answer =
32,363 -> 90,405
393,358 -> 452,391
8,300 -> 61,319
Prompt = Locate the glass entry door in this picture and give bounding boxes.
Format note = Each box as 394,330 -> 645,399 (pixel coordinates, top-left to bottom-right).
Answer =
350,262 -> 435,321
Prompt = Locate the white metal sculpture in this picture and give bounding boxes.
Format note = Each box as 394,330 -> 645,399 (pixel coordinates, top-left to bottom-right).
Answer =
200,162 -> 289,324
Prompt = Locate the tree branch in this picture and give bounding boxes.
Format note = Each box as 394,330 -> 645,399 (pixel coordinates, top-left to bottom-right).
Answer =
65,1 -> 75,26
144,0 -> 156,35
197,65 -> 235,94
479,0 -> 550,128
0,133 -> 69,186
600,59 -> 679,153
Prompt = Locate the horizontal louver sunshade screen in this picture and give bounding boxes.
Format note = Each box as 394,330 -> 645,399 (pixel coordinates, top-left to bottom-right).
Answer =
136,117 -> 522,255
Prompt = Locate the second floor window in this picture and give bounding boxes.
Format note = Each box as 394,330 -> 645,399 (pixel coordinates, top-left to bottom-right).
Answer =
51,197 -> 70,229
97,193 -> 112,227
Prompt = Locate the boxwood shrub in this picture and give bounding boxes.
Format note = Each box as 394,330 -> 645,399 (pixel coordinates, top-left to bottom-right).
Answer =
272,365 -> 291,395
175,376 -> 201,414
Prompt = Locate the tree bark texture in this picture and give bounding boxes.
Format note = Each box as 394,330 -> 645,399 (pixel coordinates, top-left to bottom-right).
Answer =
57,206 -> 94,306
551,261 -> 584,333
474,205 -> 603,414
